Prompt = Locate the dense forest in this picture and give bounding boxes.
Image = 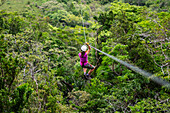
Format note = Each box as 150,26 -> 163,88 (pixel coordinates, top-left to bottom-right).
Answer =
0,0 -> 169,112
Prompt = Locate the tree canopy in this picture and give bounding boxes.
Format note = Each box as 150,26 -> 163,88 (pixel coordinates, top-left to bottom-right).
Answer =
0,0 -> 169,112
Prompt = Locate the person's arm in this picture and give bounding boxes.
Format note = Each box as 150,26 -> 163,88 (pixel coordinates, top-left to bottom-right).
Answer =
86,42 -> 91,55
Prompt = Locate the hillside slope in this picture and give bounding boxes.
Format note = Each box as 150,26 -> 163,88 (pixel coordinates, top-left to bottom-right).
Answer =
0,0 -> 169,112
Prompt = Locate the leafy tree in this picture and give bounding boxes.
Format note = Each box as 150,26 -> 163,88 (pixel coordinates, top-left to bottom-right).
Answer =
0,34 -> 33,112
0,1 -> 169,112
0,0 -> 6,6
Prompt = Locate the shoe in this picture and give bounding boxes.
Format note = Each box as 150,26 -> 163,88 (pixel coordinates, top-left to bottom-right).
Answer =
88,76 -> 92,80
86,74 -> 92,80
84,74 -> 88,79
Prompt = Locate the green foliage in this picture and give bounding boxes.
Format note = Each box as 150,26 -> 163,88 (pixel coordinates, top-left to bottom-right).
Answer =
0,11 -> 25,35
96,43 -> 129,81
146,0 -> 170,11
124,0 -> 147,6
0,33 -> 30,112
10,83 -> 33,112
85,78 -> 108,96
92,1 -> 170,112
73,78 -> 109,112
0,0 -> 6,6
0,83 -> 33,112
68,90 -> 91,107
0,35 -> 24,90
129,97 -> 170,112
0,0 -> 169,112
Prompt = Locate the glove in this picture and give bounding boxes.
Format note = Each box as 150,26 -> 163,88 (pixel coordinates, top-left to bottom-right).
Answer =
86,42 -> 89,45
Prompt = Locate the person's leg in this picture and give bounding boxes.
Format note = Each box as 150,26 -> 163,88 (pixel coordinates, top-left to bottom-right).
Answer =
86,63 -> 96,79
83,68 -> 87,75
83,68 -> 89,79
88,67 -> 96,75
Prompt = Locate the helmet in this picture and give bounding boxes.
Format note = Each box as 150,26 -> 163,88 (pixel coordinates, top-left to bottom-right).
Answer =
81,45 -> 87,51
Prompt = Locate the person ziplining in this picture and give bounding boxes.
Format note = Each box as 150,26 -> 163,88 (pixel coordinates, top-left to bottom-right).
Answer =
79,1 -> 170,88
79,42 -> 96,80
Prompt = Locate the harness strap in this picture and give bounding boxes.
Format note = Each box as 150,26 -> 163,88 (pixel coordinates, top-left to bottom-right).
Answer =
81,61 -> 88,66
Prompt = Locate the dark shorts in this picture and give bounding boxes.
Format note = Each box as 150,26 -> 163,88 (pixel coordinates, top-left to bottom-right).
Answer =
82,63 -> 95,69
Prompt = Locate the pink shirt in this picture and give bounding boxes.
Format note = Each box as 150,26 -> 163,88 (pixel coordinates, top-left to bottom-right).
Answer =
79,52 -> 88,66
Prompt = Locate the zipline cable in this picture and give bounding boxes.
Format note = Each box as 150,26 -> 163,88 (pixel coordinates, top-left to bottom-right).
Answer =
80,3 -> 87,43
80,1 -> 170,89
89,45 -> 170,89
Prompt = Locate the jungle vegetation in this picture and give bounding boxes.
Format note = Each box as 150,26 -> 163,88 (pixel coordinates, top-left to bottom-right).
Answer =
0,0 -> 169,112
